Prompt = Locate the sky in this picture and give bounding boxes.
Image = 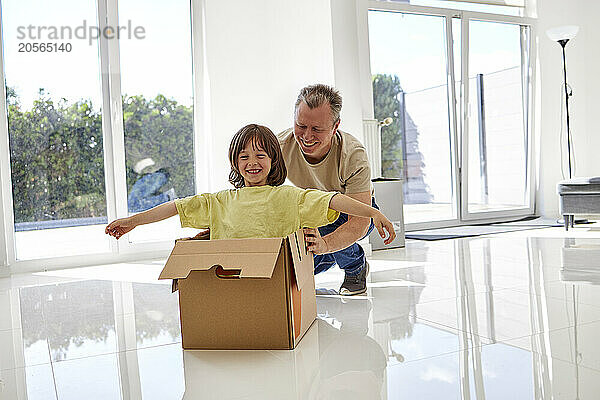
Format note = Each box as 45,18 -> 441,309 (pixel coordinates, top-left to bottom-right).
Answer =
368,10 -> 524,93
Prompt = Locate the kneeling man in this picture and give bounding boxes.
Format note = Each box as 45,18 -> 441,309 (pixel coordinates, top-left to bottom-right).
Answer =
279,84 -> 377,296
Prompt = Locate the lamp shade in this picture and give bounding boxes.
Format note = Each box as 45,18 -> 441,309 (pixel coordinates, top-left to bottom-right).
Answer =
546,25 -> 579,42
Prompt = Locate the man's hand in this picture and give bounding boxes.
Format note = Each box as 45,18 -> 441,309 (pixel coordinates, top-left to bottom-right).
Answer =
372,210 -> 396,245
303,227 -> 329,254
191,229 -> 210,240
318,191 -> 371,253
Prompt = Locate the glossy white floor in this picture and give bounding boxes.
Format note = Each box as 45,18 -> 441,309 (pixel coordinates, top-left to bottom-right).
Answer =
2,226 -> 600,399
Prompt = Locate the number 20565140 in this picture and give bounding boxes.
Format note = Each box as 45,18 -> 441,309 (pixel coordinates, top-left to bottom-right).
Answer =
18,42 -> 72,53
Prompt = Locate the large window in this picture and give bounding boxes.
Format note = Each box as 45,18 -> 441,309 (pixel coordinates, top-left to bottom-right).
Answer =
118,0 -> 195,243
369,11 -> 457,225
369,4 -> 534,227
0,0 -> 195,260
3,0 -> 109,259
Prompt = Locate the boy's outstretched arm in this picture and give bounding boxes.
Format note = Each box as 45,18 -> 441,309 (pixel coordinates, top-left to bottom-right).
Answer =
105,200 -> 178,240
328,194 -> 396,245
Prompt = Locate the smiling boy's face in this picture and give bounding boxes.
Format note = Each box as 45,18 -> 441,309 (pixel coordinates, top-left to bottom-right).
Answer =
237,140 -> 272,187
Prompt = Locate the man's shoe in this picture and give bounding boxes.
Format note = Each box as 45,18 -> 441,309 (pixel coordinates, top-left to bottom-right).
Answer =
339,261 -> 369,296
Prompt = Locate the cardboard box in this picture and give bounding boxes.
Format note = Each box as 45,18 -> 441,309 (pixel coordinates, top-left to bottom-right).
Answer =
159,229 -> 316,350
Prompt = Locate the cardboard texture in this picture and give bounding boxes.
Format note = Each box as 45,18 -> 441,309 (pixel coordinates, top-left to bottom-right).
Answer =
159,229 -> 317,350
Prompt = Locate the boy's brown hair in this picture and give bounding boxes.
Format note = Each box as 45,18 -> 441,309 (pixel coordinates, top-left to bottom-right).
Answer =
228,124 -> 287,188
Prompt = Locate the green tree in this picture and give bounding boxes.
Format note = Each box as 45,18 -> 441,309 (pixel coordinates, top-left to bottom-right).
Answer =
372,74 -> 404,178
20,281 -> 180,361
122,94 -> 194,200
7,87 -> 194,225
8,89 -> 105,223
371,75 -> 432,204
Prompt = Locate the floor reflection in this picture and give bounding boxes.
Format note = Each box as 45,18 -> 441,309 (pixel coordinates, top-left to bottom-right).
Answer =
561,237 -> 600,284
2,231 -> 600,399
315,298 -> 387,399
132,283 -> 181,348
22,281 -> 116,362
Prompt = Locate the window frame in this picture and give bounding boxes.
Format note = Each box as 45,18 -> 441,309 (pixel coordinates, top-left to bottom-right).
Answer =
0,0 -> 200,272
0,6 -> 14,267
366,0 -> 537,230
460,13 -> 536,222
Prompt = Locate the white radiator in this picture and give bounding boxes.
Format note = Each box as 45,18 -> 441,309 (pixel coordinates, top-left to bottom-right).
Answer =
362,119 -> 381,179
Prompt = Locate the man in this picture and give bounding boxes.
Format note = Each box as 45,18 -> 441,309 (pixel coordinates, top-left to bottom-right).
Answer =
279,84 -> 376,296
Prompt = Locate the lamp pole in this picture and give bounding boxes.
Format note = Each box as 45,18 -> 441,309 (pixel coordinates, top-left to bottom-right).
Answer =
558,39 -> 573,179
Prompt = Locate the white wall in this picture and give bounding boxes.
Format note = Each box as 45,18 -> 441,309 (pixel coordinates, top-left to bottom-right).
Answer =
197,0 -> 372,193
200,0 -> 336,192
535,0 -> 599,218
330,0 -> 374,142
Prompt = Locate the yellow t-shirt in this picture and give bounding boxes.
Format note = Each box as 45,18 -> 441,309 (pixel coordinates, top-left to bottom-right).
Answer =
174,185 -> 340,239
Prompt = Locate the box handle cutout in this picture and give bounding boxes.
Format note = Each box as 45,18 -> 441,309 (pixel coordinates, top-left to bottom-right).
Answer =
215,265 -> 241,279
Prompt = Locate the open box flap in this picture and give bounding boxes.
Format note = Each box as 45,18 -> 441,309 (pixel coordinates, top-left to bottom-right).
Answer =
287,230 -> 314,290
159,237 -> 284,280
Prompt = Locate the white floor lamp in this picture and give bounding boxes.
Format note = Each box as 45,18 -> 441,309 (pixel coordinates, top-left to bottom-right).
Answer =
546,25 -> 588,226
546,25 -> 579,179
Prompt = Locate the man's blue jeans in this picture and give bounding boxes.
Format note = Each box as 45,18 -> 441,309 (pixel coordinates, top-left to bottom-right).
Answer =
313,197 -> 379,277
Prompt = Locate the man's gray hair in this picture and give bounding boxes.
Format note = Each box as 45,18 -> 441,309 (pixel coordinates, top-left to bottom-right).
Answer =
294,84 -> 342,125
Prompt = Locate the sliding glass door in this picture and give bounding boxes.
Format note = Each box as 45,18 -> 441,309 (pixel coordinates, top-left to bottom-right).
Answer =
369,11 -> 458,225
368,5 -> 534,228
462,19 -> 532,219
2,0 -> 110,259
